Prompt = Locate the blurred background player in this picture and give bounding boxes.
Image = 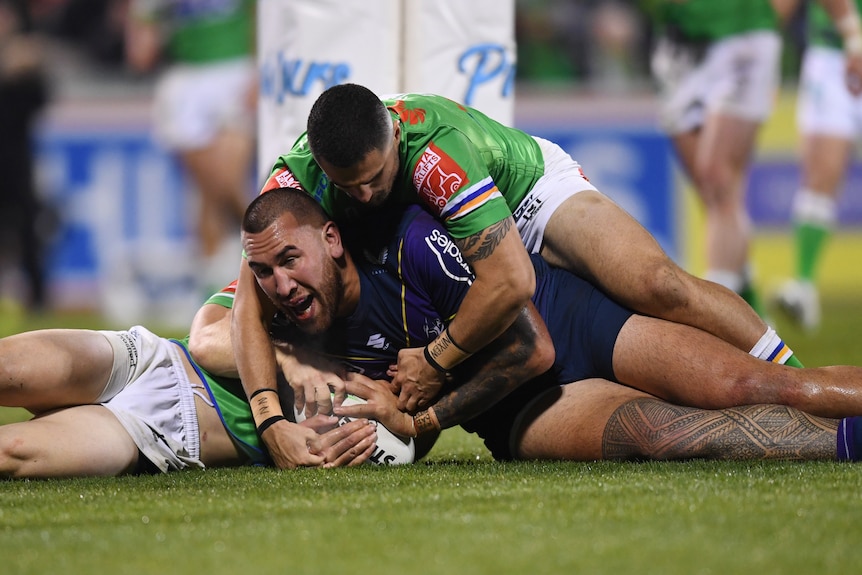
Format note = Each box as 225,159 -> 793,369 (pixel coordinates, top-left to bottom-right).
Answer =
125,0 -> 256,297
645,0 -> 862,320
0,0 -> 52,315
774,0 -> 862,331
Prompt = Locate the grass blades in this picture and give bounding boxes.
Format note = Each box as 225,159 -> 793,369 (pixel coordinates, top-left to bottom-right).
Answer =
1,296 -> 861,574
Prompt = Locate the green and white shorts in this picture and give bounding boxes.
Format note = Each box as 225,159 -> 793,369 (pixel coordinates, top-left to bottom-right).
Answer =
98,326 -> 203,473
652,30 -> 781,134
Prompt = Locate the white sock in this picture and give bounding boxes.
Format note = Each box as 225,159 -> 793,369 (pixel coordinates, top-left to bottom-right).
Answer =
749,327 -> 792,364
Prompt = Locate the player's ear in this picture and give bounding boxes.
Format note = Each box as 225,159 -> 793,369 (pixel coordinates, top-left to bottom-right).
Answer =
322,220 -> 344,258
392,119 -> 401,145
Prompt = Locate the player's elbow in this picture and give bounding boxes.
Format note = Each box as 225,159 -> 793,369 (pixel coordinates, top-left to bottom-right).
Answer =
511,303 -> 555,379
524,322 -> 555,378
496,265 -> 536,316
530,337 -> 556,377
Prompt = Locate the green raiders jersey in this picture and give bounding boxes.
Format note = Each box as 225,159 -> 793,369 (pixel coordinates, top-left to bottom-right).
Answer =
642,0 -> 778,41
263,93 -> 545,239
808,0 -> 862,49
171,283 -> 268,465
131,0 -> 254,64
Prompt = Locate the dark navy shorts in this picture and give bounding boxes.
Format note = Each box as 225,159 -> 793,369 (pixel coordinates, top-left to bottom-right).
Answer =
462,255 -> 634,460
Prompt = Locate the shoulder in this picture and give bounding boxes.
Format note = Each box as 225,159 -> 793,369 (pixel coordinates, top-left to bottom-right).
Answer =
395,206 -> 474,284
260,138 -> 328,198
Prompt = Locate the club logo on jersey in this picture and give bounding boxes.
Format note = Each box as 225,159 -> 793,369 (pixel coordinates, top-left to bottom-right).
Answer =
362,246 -> 389,266
413,142 -> 466,213
423,318 -> 445,342
388,100 -> 426,125
261,166 -> 304,195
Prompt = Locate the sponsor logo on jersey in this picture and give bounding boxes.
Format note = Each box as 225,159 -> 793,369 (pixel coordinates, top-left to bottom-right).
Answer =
366,333 -> 389,350
261,166 -> 304,195
413,142 -> 466,214
426,229 -> 473,280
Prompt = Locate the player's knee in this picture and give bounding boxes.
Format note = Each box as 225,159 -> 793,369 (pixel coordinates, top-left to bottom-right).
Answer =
632,259 -> 692,318
0,430 -> 34,478
693,159 -> 737,204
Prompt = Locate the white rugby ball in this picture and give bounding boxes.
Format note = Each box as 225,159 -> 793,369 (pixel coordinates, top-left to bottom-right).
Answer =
293,394 -> 415,465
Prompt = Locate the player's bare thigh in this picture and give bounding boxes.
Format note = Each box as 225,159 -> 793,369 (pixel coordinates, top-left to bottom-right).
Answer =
539,191 -> 681,307
0,329 -> 114,414
513,379 -> 652,461
0,405 -> 139,478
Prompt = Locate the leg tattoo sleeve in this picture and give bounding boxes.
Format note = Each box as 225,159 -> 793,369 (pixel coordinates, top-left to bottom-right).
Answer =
602,399 -> 838,461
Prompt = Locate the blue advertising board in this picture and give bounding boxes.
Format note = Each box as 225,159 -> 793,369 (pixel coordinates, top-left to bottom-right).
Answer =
36,121 -> 678,320
36,127 -> 201,326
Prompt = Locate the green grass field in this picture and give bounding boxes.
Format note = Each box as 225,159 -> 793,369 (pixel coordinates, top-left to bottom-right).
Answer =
2,288 -> 861,574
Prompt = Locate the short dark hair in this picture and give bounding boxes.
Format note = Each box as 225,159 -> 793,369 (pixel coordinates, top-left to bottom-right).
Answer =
306,83 -> 393,168
242,187 -> 329,234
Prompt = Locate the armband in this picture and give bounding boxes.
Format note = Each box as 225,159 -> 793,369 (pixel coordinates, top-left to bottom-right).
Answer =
412,408 -> 441,437
425,328 -> 473,373
256,415 -> 287,436
249,387 -> 279,400
445,326 -> 472,355
423,345 -> 451,376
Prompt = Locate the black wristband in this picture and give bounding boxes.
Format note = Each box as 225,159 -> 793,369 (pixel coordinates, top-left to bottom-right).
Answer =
256,415 -> 286,436
445,326 -> 471,355
249,387 -> 279,400
423,345 -> 451,376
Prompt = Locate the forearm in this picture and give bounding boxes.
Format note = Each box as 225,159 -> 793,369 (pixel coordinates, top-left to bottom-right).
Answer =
429,219 -> 535,372
232,265 -> 284,426
415,304 -> 554,434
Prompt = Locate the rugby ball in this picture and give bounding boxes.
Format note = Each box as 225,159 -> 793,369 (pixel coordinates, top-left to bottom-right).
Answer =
293,394 -> 415,465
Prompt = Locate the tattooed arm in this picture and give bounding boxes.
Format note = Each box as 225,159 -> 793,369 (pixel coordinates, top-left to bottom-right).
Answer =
393,218 -> 538,412
341,301 -> 555,437
603,399 -> 839,461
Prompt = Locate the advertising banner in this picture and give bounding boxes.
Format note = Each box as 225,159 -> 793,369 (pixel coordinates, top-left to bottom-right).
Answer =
256,0 -> 515,179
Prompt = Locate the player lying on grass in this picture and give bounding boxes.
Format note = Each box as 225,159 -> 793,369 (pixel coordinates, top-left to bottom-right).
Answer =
239,83 -> 806,437
0,313 -> 381,478
240,187 -> 862,463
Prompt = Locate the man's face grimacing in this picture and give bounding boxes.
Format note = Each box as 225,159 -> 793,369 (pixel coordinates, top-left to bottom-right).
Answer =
316,120 -> 401,207
243,213 -> 345,336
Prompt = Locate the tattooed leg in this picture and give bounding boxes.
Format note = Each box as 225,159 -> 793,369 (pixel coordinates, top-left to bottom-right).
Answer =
602,399 -> 838,461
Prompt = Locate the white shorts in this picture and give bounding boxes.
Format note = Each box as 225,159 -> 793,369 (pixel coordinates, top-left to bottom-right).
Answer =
652,30 -> 781,134
513,137 -> 598,254
98,326 -> 203,473
797,46 -> 862,139
152,57 -> 255,151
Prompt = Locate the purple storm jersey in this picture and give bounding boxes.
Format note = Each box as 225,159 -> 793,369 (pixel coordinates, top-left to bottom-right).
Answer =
257,204 -> 634,459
